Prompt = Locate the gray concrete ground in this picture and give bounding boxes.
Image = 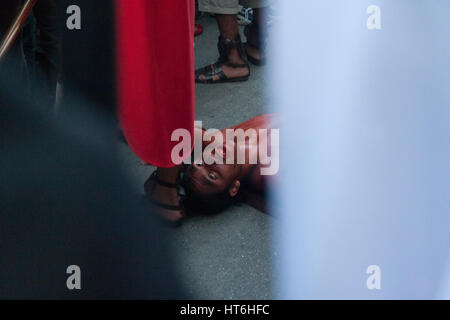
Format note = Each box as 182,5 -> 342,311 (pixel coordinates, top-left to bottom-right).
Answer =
118,15 -> 277,300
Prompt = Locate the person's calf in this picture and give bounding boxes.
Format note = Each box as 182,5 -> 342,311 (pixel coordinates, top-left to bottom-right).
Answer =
216,13 -> 240,39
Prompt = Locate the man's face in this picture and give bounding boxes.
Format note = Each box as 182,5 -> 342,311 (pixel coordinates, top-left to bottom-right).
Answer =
183,162 -> 239,197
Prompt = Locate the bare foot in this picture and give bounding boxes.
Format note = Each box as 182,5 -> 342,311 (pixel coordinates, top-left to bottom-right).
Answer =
245,43 -> 261,62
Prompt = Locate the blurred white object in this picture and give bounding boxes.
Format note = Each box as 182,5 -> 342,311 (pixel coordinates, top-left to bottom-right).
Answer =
272,0 -> 450,299
237,6 -> 253,25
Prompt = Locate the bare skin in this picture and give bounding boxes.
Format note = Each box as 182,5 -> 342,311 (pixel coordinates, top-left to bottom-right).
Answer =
148,114 -> 277,223
146,114 -> 277,223
190,114 -> 277,196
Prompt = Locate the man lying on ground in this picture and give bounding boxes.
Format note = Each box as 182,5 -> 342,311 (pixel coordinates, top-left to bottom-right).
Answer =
144,114 -> 279,226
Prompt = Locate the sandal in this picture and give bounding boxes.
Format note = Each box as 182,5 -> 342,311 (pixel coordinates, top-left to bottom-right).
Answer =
195,35 -> 250,84
244,23 -> 267,66
144,171 -> 185,227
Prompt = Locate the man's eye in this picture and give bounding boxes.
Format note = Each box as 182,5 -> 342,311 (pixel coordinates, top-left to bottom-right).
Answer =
209,173 -> 216,180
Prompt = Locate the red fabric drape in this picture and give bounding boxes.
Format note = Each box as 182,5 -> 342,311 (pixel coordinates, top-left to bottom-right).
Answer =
115,0 -> 195,168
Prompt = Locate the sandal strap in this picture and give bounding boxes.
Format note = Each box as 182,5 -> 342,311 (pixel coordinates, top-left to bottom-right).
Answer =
201,65 -> 227,83
217,34 -> 248,65
144,171 -> 186,215
195,62 -> 218,77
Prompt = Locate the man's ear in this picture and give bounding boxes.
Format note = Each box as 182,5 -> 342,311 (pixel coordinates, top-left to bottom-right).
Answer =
229,180 -> 240,197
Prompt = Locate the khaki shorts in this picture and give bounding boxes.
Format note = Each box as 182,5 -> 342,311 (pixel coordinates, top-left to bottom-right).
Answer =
199,0 -> 272,15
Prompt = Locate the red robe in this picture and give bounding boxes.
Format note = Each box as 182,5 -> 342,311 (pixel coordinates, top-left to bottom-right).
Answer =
115,0 -> 195,168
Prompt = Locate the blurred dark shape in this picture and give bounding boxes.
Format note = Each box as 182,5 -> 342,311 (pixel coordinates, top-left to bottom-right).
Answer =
0,0 -> 28,85
0,0 -> 185,299
1,0 -> 60,110
0,79 -> 184,300
23,0 -> 60,109
57,0 -> 117,119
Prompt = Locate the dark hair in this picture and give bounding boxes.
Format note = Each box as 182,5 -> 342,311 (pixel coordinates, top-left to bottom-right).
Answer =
181,174 -> 241,215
